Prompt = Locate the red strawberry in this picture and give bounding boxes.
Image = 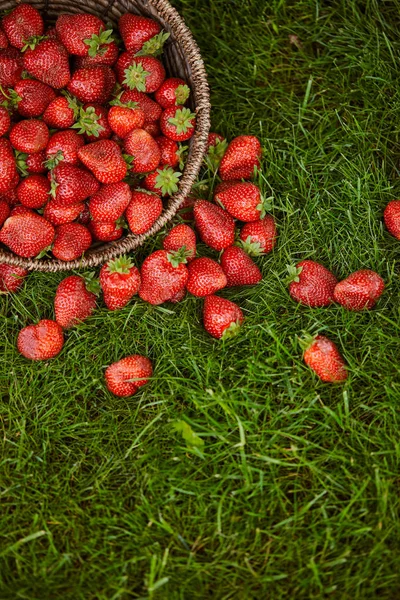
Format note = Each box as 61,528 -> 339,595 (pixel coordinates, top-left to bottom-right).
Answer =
124,129 -> 161,173
10,205 -> 33,217
156,136 -> 180,168
89,181 -> 131,222
186,257 -> 227,297
219,135 -> 262,181
220,246 -> 262,287
126,190 -> 163,235
120,89 -> 162,122
52,222 -> 92,262
75,38 -> 119,68
116,53 -> 165,93
12,79 -> 56,118
240,216 -> 277,255
72,103 -> 112,142
17,319 -> 64,361
89,220 -> 124,242
44,200 -> 85,226
67,66 -> 115,104
56,14 -> 106,56
207,133 -> 226,149
160,106 -> 196,142
108,95 -> 145,138
143,121 -> 161,138
16,174 -> 50,209
288,260 -> 337,307
1,187 -> 19,206
303,334 -> 348,383
2,4 -> 44,49
55,274 -> 98,329
0,48 -> 23,87
119,13 -> 161,54
143,167 -> 181,197
16,150 -> 47,176
0,105 -> 10,136
139,249 -> 189,305
23,38 -> 71,89
78,140 -> 128,184
333,270 -> 385,311
383,200 -> 400,239
50,164 -> 100,206
163,224 -> 196,261
0,26 -> 9,49
45,130 -> 85,168
43,94 -> 78,129
76,203 -> 91,225
0,198 -> 10,226
155,77 -> 190,108
10,119 -> 49,154
169,287 -> 186,303
194,200 -> 235,251
0,212 -> 55,257
203,295 -> 244,339
0,263 -> 28,293
0,139 -> 18,192
215,182 -> 267,222
105,354 -> 153,397
100,256 -> 141,310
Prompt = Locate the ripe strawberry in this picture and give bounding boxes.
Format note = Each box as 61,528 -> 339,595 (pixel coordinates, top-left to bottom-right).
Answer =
288,260 -> 337,307
10,205 -> 33,217
72,103 -> 112,141
215,182 -> 267,222
105,354 -> 153,397
0,263 -> 28,293
67,66 -> 115,104
124,129 -> 161,173
2,4 -> 44,49
155,77 -> 190,108
0,105 -> 10,136
116,53 -> 165,93
303,334 -> 348,383
120,89 -> 162,122
126,190 -> 163,235
23,38 -> 71,89
0,26 -> 9,49
0,139 -> 18,192
52,222 -> 92,262
18,319 -> 64,361
139,249 -> 189,305
203,295 -> 244,339
75,38 -> 119,68
10,119 -> 49,154
100,256 -> 141,310
50,163 -> 100,206
143,121 -> 161,138
219,135 -> 262,181
55,274 -> 98,329
119,13 -> 161,54
160,106 -> 196,142
240,216 -> 277,255
156,136 -> 180,168
108,94 -> 145,138
0,48 -> 23,87
16,150 -> 47,176
333,270 -> 385,311
56,13 -> 106,56
89,181 -> 131,222
193,200 -> 235,251
44,200 -> 85,226
0,212 -> 55,257
187,257 -> 227,297
163,224 -> 196,261
12,79 -> 55,118
43,94 -> 78,129
169,287 -> 186,303
76,203 -> 91,225
207,133 -> 226,149
0,198 -> 10,226
220,246 -> 262,287
1,187 -> 19,206
383,200 -> 400,240
16,174 -> 50,209
89,220 -> 124,242
143,167 -> 181,197
45,130 -> 85,168
78,139 -> 128,184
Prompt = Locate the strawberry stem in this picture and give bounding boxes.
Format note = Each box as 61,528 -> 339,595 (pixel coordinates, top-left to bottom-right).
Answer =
71,106 -> 105,137
167,247 -> 191,268
135,31 -> 170,57
221,320 -> 242,340
168,108 -> 195,135
84,29 -> 114,58
123,64 -> 150,92
154,167 -> 182,196
106,255 -> 134,275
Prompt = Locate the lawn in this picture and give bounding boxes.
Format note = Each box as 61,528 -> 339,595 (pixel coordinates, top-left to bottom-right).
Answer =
1,0 -> 400,598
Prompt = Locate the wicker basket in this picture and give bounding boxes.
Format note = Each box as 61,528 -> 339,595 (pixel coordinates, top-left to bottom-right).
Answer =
0,0 -> 210,271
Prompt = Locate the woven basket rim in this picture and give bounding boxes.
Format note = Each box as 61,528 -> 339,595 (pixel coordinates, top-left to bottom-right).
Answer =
0,0 -> 211,272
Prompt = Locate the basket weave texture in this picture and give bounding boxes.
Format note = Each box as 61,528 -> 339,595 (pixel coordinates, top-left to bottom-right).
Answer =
0,0 -> 211,271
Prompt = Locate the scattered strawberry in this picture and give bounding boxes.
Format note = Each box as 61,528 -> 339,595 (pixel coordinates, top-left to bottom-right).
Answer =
239,216 -> 277,255
23,38 -> 71,89
220,246 -> 262,287
0,263 -> 28,294
67,65 -> 116,104
124,128 -> 161,173
119,13 -> 162,54
16,174 -> 50,209
203,295 -> 244,339
143,167 -> 181,196
45,130 -> 85,168
120,89 -> 162,122
89,181 -> 131,222
219,135 -> 262,180
43,94 -> 79,129
0,138 -> 18,192
126,190 -> 163,235
139,249 -> 189,305
187,257 -> 227,297
55,274 -> 98,329
288,260 -> 337,307
333,270 -> 385,311
105,354 -> 153,397
78,139 -> 128,183
52,222 -> 92,262
100,255 -> 141,310
10,119 -> 49,154
0,198 -> 10,226
194,200 -> 235,251
50,163 -> 100,205
56,13 -> 106,56
108,93 -> 145,138
117,53 -> 165,93
215,181 -> 267,222
89,219 -> 124,241
163,224 -> 196,261
2,4 -> 44,50
0,48 -> 23,87
155,77 -> 190,108
383,200 -> 400,240
303,334 -> 348,383
44,200 -> 85,226
160,106 -> 196,142
0,105 -> 10,136
17,319 -> 64,361
0,212 -> 55,257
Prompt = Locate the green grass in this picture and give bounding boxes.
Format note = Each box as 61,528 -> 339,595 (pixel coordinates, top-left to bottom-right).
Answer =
2,0 -> 400,597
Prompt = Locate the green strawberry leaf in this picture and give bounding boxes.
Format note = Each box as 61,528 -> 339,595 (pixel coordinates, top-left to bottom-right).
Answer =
22,35 -> 48,52
175,84 -> 190,105
71,106 -> 105,137
239,236 -> 264,257
204,138 -> 228,172
123,64 -> 150,92
167,107 -> 195,135
135,31 -> 170,57
177,144 -> 189,171
221,320 -> 243,340
154,167 -> 182,196
15,151 -> 29,177
106,255 -> 134,274
285,264 -> 303,285
44,150 -> 65,171
84,29 -> 114,58
167,247 -> 191,268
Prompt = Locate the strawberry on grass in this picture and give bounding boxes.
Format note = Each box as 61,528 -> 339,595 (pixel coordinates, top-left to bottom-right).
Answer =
287,260 -> 337,307
163,224 -> 196,261
215,181 -> 269,222
203,295 -> 244,340
0,263 -> 28,294
194,200 -> 236,251
301,334 -> 348,383
219,135 -> 262,181
186,257 -> 227,297
139,249 -> 189,305
384,200 -> 400,240
239,216 -> 277,255
333,270 -> 385,311
100,255 -> 141,310
220,246 -> 262,287
17,319 -> 64,361
55,274 -> 99,329
105,354 -> 153,397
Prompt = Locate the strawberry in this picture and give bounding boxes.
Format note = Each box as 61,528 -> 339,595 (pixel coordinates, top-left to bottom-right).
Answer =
239,216 -> 277,255
55,274 -> 98,329
100,255 -> 141,310
45,130 -> 85,168
52,222 -> 92,262
1,187 -> 19,206
89,181 -> 131,222
15,150 -> 47,176
156,136 -> 180,168
76,203 -> 91,225
220,246 -> 262,287
155,77 -> 190,108
0,48 -> 23,87
67,66 -> 115,104
50,163 -> 100,206
302,334 -> 348,383
11,79 -> 56,118
143,121 -> 161,137
0,26 -> 9,49
10,119 -> 49,154
2,4 -> 44,50
333,270 -> 385,311
72,103 -> 112,141
0,138 -> 18,192
0,105 -> 10,136
120,89 -> 162,122
75,38 -> 119,68
23,38 -> 71,89
0,212 -> 55,257
163,224 -> 196,261
143,167 -> 181,196
287,260 -> 337,307
193,200 -> 235,251
16,174 -> 50,209
186,257 -> 227,297
43,94 -> 78,129
126,190 -> 163,235
116,53 -> 165,93
160,106 -> 196,142
219,135 -> 262,181
18,319 -> 64,361
124,129 -> 161,173
139,249 -> 189,305
207,133 -> 226,149
119,13 -> 162,54
78,139 -> 128,184
89,220 -> 124,242
203,295 -> 244,340
10,205 -> 33,217
0,198 -> 10,226
0,263 -> 28,293
384,200 -> 400,240
215,181 -> 268,222
44,200 -> 85,226
169,287 -> 186,303
55,14 -> 106,56
105,354 -> 153,397
108,93 -> 145,138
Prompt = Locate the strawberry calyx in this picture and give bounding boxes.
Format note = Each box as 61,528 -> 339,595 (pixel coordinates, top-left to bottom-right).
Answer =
205,138 -> 228,171
35,245 -> 53,260
44,150 -> 64,171
298,333 -> 318,352
71,106 -> 105,137
123,64 -> 150,92
84,29 -> 114,58
49,173 -> 59,199
81,271 -> 101,295
109,92 -> 138,110
154,167 -> 182,196
15,151 -> 30,177
175,84 -> 190,105
115,216 -> 128,230
61,90 -> 82,118
285,264 -> 303,284
221,320 -> 242,340
168,107 -> 195,135
122,153 -> 135,170
135,31 -> 170,57
22,35 -> 49,52
239,236 -> 264,257
256,195 -> 273,219
167,247 -> 191,268
106,255 -> 134,275
0,85 -> 21,110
